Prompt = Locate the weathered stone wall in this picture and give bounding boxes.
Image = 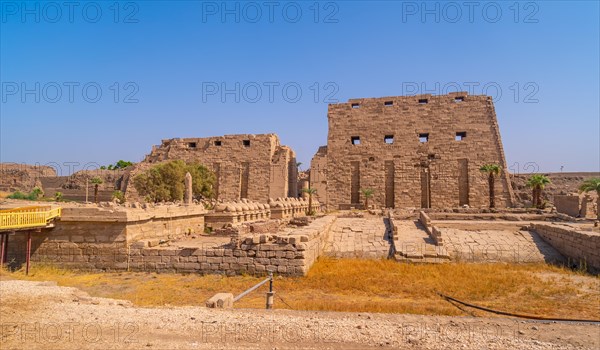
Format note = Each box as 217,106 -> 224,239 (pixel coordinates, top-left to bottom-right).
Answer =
309,146 -> 328,205
5,205 -> 206,270
554,195 -> 581,217
39,169 -> 128,202
531,223 -> 600,272
126,134 -> 297,203
0,163 -> 57,193
127,216 -> 335,276
6,212 -> 335,276
317,92 -> 514,210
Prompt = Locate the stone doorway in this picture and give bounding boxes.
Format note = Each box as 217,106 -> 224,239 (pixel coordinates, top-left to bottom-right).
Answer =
420,167 -> 431,208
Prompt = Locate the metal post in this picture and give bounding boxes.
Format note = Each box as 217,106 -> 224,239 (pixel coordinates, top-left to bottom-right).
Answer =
266,272 -> 274,309
3,234 -> 8,265
0,234 -> 5,269
26,231 -> 32,275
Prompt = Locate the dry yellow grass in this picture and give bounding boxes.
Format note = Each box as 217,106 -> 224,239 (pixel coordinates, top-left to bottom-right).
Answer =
2,258 -> 598,319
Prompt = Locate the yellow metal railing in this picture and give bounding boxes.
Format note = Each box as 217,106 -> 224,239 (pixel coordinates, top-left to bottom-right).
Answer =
0,206 -> 62,230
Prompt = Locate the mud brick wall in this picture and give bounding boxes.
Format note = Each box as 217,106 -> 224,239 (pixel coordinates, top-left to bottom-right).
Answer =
126,134 -> 297,203
531,223 -> 600,272
316,92 -> 514,210
5,205 -> 206,270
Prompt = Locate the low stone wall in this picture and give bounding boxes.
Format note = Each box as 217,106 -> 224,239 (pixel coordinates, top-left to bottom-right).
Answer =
417,211 -> 443,246
5,204 -> 207,270
426,212 -> 552,221
530,223 -> 600,273
6,209 -> 335,276
128,216 -> 336,276
418,211 -> 431,229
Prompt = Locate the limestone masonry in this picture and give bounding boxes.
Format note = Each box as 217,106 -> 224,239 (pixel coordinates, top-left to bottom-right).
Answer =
126,134 -> 297,203
312,92 -> 515,210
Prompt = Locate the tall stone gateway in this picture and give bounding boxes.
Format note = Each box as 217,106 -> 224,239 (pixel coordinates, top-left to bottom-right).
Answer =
311,92 -> 515,209
127,134 -> 297,203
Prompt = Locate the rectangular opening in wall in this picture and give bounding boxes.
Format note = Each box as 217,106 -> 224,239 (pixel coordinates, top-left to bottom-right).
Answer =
419,133 -> 429,143
420,167 -> 431,209
243,140 -> 251,147
214,140 -> 222,146
454,96 -> 465,102
455,132 -> 466,141
458,159 -> 470,206
384,101 -> 393,106
418,99 -> 428,104
351,161 -> 360,205
384,135 -> 394,144
240,162 -> 250,199
351,136 -> 361,145
351,103 -> 360,109
385,161 -> 395,208
188,142 -> 197,148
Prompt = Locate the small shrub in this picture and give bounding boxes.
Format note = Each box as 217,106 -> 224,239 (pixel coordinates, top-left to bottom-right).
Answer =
54,192 -> 63,202
7,187 -> 44,201
7,191 -> 28,200
112,190 -> 125,204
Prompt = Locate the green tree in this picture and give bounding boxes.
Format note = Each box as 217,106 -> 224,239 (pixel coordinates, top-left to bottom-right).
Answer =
579,178 -> 600,221
301,187 -> 317,216
526,174 -> 551,208
133,160 -> 216,203
91,177 -> 103,203
114,160 -> 134,169
361,188 -> 374,209
479,164 -> 502,208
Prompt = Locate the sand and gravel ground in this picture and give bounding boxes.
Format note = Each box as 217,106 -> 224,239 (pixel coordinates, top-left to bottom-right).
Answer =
1,280 -> 598,350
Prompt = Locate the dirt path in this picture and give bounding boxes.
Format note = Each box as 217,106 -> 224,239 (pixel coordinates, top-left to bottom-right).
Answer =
1,280 -> 598,350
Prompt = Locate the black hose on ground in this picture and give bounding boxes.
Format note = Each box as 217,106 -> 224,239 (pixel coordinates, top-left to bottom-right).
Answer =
436,291 -> 600,324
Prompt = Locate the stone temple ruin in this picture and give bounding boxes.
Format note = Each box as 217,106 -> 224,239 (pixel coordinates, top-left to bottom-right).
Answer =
125,134 -> 297,203
1,92 -> 599,276
311,92 -> 514,210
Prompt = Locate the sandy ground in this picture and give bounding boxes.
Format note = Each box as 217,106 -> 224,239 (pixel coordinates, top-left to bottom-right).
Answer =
1,280 -> 598,350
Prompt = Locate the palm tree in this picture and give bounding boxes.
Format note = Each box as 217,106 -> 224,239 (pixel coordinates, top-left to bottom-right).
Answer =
479,164 -> 502,208
361,188 -> 374,209
91,177 -> 103,203
296,162 -> 303,172
301,187 -> 317,215
526,174 -> 551,208
579,178 -> 600,221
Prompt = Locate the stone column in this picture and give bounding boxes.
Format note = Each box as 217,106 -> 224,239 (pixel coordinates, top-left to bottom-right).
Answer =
184,172 -> 193,206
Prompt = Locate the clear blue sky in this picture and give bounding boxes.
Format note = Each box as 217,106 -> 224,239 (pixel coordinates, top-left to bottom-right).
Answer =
1,1 -> 599,175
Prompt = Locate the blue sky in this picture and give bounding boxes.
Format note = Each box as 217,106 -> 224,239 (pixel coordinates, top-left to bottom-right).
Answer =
1,0 -> 599,175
